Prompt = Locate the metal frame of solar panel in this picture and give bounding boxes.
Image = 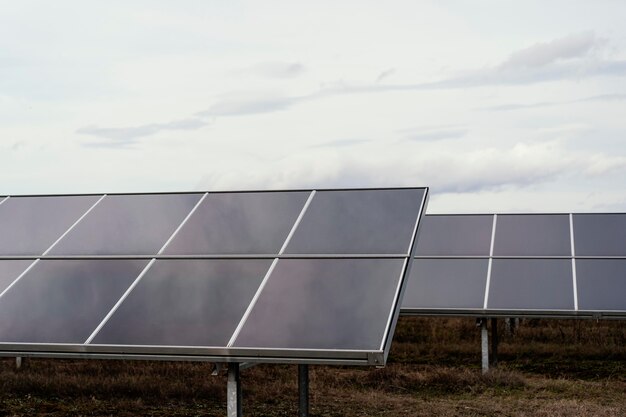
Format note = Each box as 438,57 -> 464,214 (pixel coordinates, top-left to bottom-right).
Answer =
0,188 -> 428,367
403,213 -> 626,319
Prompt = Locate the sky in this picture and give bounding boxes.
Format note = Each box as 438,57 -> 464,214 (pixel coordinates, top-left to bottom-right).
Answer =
1,0 -> 626,213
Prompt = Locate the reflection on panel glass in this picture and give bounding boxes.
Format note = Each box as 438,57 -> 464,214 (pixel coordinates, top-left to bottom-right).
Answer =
415,215 -> 493,256
164,192 -> 308,255
92,259 -> 271,346
493,214 -> 571,256
49,194 -> 202,255
0,260 -> 147,344
233,258 -> 405,350
403,259 -> 488,309
576,260 -> 626,311
573,214 -> 626,256
0,260 -> 33,294
285,189 -> 425,254
488,259 -> 574,310
0,195 -> 100,255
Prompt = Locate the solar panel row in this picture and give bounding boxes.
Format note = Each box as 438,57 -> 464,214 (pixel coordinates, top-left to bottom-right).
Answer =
0,188 -> 428,366
403,214 -> 626,316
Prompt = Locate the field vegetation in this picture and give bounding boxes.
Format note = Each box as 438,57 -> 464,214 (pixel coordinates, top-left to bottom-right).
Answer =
1,317 -> 624,416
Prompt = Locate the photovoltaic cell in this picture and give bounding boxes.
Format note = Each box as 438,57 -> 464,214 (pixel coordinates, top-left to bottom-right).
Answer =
415,215 -> 493,256
573,214 -> 626,256
285,189 -> 425,254
403,259 -> 488,309
0,260 -> 33,294
233,258 -> 405,350
0,260 -> 147,344
493,214 -> 571,256
0,195 -> 100,255
576,259 -> 626,311
163,192 -> 309,255
91,259 -> 272,347
488,259 -> 574,310
49,194 -> 202,255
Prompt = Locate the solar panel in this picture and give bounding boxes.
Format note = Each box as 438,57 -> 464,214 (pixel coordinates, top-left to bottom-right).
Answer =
576,259 -> 626,312
0,188 -> 428,366
404,213 -> 626,318
487,259 -> 574,310
404,259 -> 488,310
0,195 -> 100,255
284,189 -> 423,254
493,214 -> 571,256
573,214 -> 626,256
0,260 -> 33,294
91,259 -> 272,346
163,192 -> 309,255
415,215 -> 493,256
49,194 -> 203,256
0,260 -> 147,343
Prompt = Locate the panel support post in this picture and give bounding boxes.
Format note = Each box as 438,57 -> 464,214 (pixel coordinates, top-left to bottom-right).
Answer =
298,364 -> 309,417
227,363 -> 242,417
15,357 -> 22,370
491,318 -> 498,366
479,318 -> 489,374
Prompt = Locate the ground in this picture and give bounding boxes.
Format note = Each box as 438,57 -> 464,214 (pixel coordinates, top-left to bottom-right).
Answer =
1,318 -> 624,416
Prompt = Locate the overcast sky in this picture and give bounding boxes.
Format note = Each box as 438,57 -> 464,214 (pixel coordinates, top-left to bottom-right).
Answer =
2,1 -> 626,213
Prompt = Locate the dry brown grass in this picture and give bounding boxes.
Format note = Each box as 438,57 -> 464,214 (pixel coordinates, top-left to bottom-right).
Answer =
1,318 -> 625,416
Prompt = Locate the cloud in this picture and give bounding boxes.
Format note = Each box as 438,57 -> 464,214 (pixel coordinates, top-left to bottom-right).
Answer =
198,93 -> 302,117
375,68 -> 396,83
309,138 -> 371,148
240,61 -> 306,79
479,93 -> 626,112
196,140 -> 626,195
400,126 -> 468,142
77,117 -> 209,146
499,32 -> 603,69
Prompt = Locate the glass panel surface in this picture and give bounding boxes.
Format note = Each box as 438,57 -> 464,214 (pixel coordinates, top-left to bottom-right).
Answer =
49,194 -> 202,255
403,259 -> 488,309
0,195 -> 100,255
415,215 -> 493,256
233,258 -> 405,350
573,214 -> 626,256
92,259 -> 271,346
576,260 -> 626,311
493,214 -> 571,256
285,189 -> 425,254
0,260 -> 147,344
163,192 -> 308,255
0,260 -> 33,294
488,259 -> 574,310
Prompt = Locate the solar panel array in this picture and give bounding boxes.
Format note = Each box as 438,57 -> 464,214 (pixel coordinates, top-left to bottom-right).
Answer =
0,188 -> 428,365
403,214 -> 626,318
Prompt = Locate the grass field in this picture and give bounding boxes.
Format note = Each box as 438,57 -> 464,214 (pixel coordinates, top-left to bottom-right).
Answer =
1,317 -> 624,416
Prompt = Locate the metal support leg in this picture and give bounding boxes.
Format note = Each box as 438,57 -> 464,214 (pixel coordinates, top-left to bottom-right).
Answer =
491,318 -> 498,366
16,357 -> 22,370
227,363 -> 242,417
298,364 -> 309,417
480,319 -> 489,374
